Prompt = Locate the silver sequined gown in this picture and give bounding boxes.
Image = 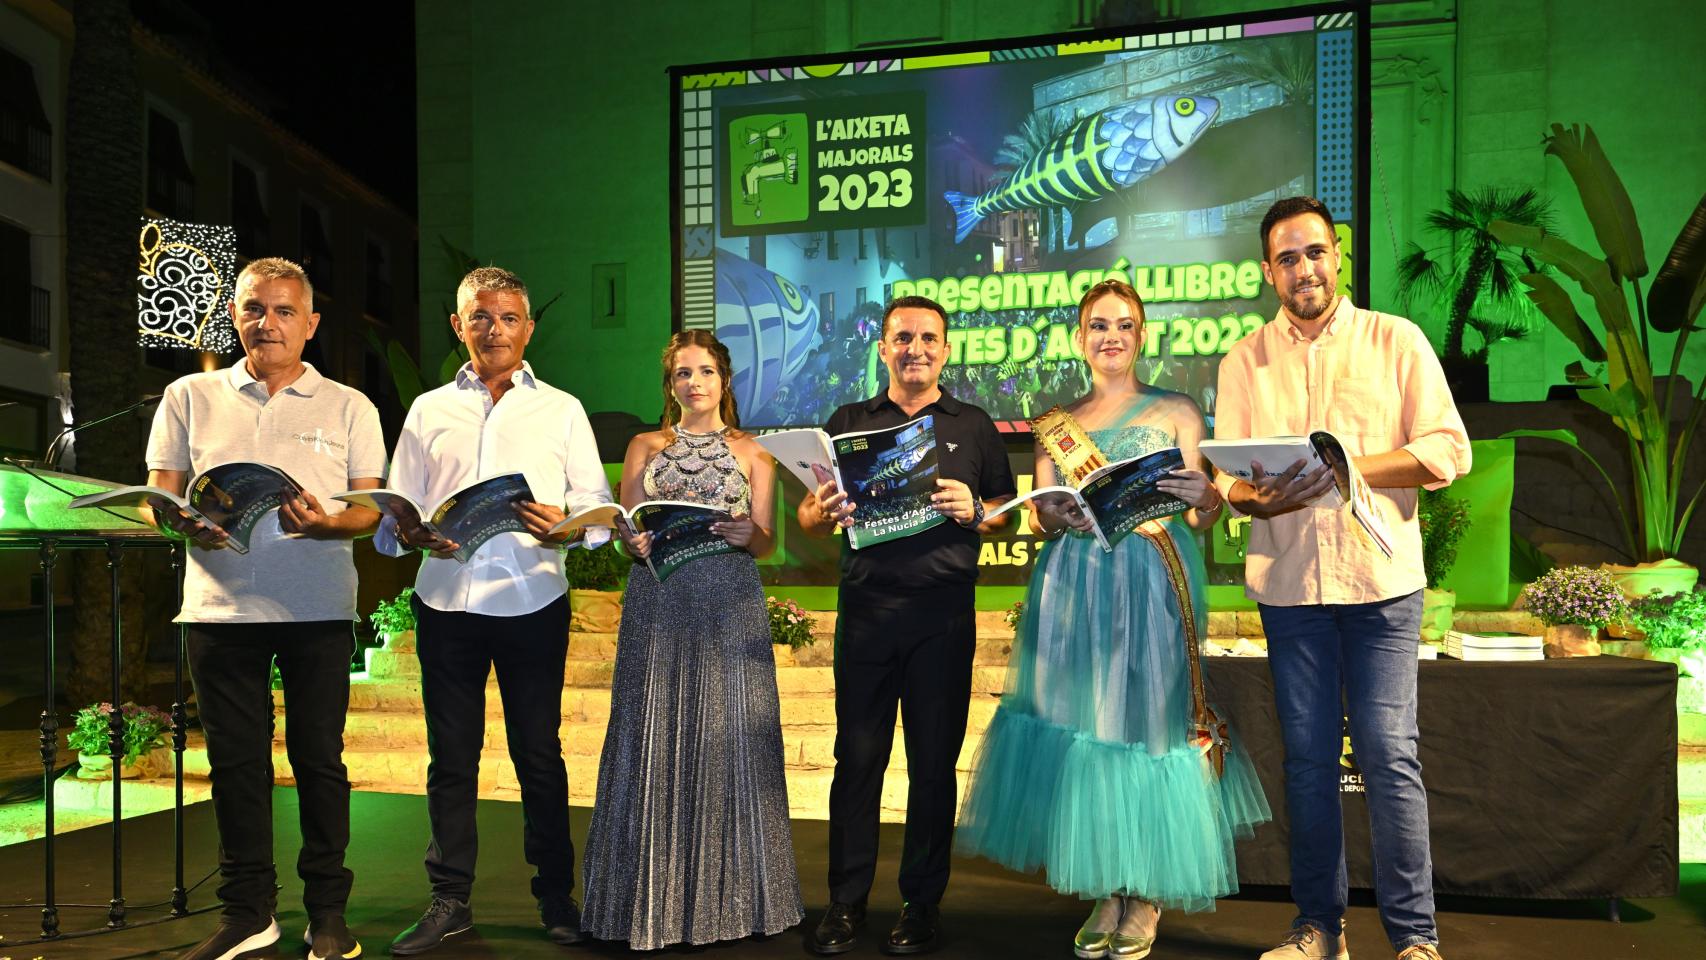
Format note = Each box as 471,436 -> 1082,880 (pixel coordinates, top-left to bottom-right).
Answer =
580,427 -> 803,949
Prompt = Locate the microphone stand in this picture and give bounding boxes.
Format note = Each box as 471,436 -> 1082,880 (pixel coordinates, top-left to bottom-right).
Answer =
42,395 -> 163,472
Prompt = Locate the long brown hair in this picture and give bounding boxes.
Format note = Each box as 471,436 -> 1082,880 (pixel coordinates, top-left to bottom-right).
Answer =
1076,277 -> 1146,329
659,330 -> 744,439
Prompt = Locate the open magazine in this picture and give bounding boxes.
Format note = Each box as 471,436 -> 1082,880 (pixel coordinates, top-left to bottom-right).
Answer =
69,461 -> 303,554
1198,431 -> 1394,559
986,446 -> 1191,552
549,500 -> 736,582
757,415 -> 942,549
332,473 -> 535,564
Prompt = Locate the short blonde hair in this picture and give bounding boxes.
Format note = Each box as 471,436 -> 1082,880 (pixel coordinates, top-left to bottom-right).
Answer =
237,257 -> 314,310
456,266 -> 531,320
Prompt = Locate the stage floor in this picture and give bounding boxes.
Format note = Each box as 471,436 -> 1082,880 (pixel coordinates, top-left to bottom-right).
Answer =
0,790 -> 1701,958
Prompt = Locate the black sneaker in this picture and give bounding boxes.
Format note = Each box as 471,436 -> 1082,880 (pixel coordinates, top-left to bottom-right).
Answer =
180,915 -> 281,960
304,915 -> 362,959
390,897 -> 473,956
540,896 -> 586,946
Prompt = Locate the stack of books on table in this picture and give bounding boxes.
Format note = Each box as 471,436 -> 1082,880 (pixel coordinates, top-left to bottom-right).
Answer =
1442,630 -> 1544,661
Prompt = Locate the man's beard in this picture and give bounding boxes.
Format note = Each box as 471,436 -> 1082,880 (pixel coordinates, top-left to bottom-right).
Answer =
1282,280 -> 1335,321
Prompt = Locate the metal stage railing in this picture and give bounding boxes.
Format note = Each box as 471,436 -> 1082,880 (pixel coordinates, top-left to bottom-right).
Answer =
0,462 -> 220,945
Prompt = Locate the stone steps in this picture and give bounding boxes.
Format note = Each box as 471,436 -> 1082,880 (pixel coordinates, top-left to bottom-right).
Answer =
280,709 -> 989,773
52,771 -> 213,814
203,602 -> 1691,846
1683,799 -> 1706,864
194,733 -> 961,822
1679,745 -> 1706,801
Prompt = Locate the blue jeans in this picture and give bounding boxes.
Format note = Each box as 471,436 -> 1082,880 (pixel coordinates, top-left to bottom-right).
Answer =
1259,591 -> 1436,951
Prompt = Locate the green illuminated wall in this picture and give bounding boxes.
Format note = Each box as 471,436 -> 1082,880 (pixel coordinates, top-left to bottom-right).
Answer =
416,0 -> 1704,419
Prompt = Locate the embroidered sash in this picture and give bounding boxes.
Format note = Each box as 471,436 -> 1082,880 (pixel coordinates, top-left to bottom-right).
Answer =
1029,405 -> 1229,778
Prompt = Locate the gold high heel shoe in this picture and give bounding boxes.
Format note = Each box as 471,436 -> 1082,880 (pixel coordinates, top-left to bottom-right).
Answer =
1073,898 -> 1121,959
1108,898 -> 1158,959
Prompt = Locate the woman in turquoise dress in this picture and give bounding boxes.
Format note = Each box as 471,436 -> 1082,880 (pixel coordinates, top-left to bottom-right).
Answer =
955,280 -> 1269,959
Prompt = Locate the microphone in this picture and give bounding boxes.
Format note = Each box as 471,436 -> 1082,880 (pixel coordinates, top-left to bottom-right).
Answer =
43,394 -> 164,471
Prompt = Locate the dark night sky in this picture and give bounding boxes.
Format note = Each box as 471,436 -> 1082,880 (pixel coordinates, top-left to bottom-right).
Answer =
133,0 -> 418,213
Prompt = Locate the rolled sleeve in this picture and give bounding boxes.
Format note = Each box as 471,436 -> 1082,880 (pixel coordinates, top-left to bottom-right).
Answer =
1398,330 -> 1472,489
1211,348 -> 1253,516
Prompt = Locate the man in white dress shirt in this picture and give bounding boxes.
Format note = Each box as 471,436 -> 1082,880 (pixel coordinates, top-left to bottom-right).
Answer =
380,267 -> 613,954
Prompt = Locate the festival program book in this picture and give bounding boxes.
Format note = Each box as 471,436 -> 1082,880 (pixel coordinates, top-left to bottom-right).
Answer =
1197,431 -> 1395,559
985,446 -> 1191,552
551,500 -> 736,582
332,473 -> 535,564
756,415 -> 942,549
69,461 -> 304,555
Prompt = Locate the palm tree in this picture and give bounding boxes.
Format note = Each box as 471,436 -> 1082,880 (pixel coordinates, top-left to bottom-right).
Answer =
65,0 -> 148,706
993,109 -> 1073,180
1219,34 -> 1315,105
1396,187 -> 1556,360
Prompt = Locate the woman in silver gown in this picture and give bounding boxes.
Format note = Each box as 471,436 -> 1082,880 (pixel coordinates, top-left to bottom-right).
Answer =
580,330 -> 803,949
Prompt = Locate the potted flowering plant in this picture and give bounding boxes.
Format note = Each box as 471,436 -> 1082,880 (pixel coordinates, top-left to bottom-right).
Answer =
68,702 -> 172,779
766,596 -> 817,651
1520,565 -> 1628,657
1003,601 -> 1025,631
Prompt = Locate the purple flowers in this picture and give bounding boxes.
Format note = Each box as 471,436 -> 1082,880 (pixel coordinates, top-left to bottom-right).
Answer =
1520,566 -> 1627,628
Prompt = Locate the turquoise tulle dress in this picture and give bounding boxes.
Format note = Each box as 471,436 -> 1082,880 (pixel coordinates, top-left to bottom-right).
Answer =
955,424 -> 1271,910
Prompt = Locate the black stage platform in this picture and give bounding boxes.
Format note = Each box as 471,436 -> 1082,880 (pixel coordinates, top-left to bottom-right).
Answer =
2,790 -> 1701,958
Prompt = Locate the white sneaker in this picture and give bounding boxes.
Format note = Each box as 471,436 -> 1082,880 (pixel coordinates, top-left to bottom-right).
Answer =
1257,921 -> 1349,960
180,915 -> 281,960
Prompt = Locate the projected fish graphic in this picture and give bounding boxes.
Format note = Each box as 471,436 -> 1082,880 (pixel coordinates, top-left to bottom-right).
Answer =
943,94 -> 1220,243
713,249 -> 821,416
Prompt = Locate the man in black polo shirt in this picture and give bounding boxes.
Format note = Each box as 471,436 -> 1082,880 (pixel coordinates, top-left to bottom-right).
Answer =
800,296 -> 1015,955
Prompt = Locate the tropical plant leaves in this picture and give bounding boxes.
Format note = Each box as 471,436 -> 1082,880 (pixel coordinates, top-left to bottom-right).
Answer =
1500,427 -> 1580,447
386,341 -> 425,409
438,349 -> 465,387
1490,221 -> 1647,397
1542,123 -> 1648,282
1518,272 -> 1605,361
1647,192 -> 1706,334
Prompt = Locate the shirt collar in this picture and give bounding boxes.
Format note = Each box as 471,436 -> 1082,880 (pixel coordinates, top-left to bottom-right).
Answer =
227,360 -> 324,396
1280,296 -> 1356,343
864,388 -> 963,416
455,360 -> 538,390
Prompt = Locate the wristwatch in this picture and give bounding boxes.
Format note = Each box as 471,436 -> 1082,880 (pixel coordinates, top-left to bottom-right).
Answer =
959,497 -> 986,528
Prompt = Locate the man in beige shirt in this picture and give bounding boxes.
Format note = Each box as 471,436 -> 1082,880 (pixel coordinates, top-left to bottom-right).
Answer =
1214,197 -> 1470,960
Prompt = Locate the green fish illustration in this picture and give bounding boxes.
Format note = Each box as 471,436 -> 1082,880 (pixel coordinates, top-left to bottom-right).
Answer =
944,93 -> 1220,243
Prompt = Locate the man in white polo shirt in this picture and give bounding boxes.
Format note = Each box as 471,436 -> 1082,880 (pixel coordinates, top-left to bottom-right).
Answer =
379,266 -> 612,954
143,257 -> 385,960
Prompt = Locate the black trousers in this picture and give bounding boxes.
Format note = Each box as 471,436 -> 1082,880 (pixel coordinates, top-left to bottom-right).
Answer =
413,593 -> 574,903
186,620 -> 354,923
827,594 -> 976,906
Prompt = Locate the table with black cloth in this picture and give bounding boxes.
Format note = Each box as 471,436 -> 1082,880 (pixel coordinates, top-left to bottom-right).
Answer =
1204,655 -> 1679,900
